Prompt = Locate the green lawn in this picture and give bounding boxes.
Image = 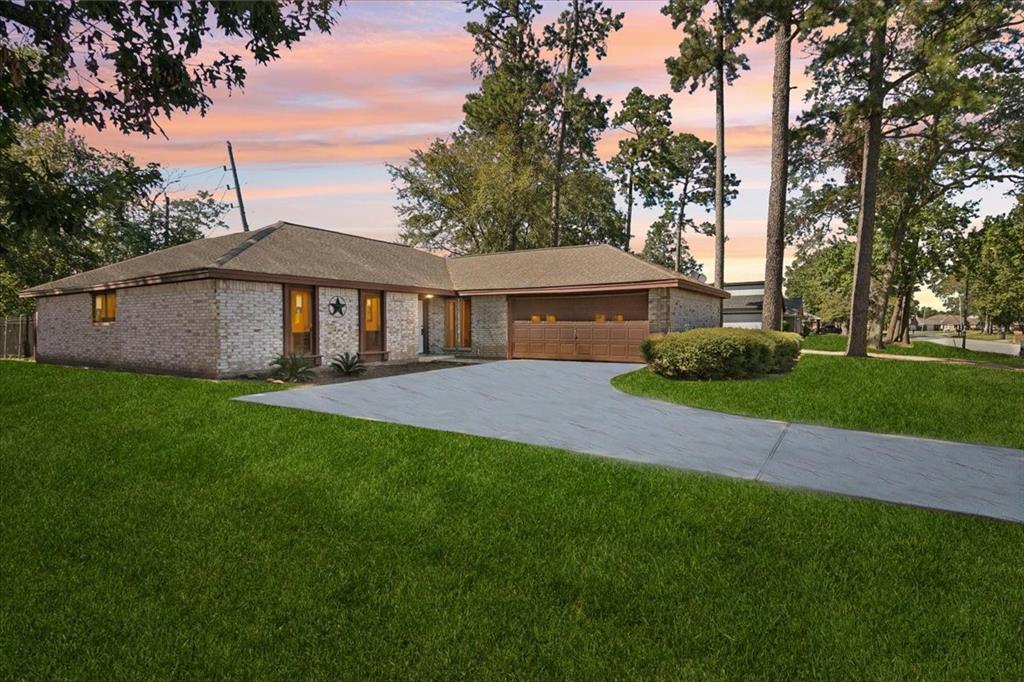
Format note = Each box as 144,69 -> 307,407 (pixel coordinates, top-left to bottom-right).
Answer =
613,354 -> 1024,450
802,333 -> 1024,367
2,361 -> 1023,679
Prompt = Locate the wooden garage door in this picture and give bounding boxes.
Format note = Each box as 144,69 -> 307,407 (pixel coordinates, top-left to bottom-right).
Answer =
510,321 -> 649,362
509,292 -> 649,362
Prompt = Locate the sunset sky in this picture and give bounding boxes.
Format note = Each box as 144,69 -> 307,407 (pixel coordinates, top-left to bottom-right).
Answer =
78,0 -> 1012,294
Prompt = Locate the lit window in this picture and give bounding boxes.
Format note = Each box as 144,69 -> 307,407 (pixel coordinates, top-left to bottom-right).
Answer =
92,291 -> 117,323
546,314 -> 557,323
595,314 -> 606,323
613,313 -> 624,322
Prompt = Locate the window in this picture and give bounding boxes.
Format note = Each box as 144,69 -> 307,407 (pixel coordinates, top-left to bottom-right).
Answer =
443,298 -> 472,348
92,291 -> 116,323
287,286 -> 314,355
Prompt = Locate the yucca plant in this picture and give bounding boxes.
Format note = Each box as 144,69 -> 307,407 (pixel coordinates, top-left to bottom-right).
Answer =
269,353 -> 316,383
330,352 -> 367,377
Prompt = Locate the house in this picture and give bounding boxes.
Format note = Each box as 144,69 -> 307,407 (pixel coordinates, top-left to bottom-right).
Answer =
19,222 -> 729,377
721,281 -> 805,333
915,313 -> 962,332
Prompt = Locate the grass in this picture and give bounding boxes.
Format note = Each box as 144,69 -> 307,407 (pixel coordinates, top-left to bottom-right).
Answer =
802,333 -> 1024,367
613,354 -> 1024,450
2,360 -> 1023,679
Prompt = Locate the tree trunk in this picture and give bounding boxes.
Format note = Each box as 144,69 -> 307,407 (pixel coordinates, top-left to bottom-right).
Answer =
761,14 -> 792,331
548,0 -> 580,248
874,207 -> 912,349
675,178 -> 689,272
713,29 -> 726,290
899,288 -> 912,343
624,163 -> 635,252
846,22 -> 886,358
961,276 -> 969,350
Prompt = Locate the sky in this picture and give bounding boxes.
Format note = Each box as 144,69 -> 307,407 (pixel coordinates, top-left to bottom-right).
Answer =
77,0 -> 1012,298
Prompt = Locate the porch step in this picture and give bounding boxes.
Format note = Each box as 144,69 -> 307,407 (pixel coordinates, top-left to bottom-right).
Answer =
418,354 -> 455,363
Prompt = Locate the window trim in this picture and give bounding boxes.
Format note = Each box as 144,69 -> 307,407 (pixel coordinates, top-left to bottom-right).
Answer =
282,284 -> 319,359
91,290 -> 117,324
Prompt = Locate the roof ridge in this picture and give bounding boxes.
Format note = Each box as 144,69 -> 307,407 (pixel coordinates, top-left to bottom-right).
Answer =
614,246 -> 711,287
275,221 -> 434,252
212,223 -> 281,268
447,243 -> 611,260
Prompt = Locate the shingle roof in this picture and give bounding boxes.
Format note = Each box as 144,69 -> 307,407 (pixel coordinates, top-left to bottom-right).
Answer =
446,243 -> 724,296
21,222 -> 728,298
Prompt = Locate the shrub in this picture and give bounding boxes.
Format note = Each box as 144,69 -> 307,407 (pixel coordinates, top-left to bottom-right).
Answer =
640,334 -> 664,363
330,352 -> 367,376
270,353 -> 316,383
643,328 -> 801,380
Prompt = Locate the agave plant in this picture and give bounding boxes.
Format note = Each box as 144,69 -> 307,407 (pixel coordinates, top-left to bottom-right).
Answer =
330,351 -> 367,377
269,353 -> 316,383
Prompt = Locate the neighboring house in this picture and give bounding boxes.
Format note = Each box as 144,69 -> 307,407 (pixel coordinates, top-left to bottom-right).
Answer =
721,281 -> 805,333
20,222 -> 728,377
915,313 -> 962,332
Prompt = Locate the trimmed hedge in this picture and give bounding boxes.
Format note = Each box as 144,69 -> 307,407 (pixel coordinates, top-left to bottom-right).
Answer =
643,328 -> 802,380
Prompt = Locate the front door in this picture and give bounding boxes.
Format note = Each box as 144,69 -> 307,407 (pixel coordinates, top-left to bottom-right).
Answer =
360,290 -> 384,356
285,285 -> 315,356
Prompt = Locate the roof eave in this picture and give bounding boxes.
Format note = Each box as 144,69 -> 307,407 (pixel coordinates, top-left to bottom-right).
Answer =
455,278 -> 730,298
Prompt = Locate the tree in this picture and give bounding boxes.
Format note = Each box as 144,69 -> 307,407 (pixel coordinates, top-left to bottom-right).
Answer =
0,1 -> 337,260
393,0 -> 626,254
0,125 -> 229,316
607,88 -> 675,251
0,1 -> 338,140
542,0 -> 623,246
799,0 -> 1024,355
641,210 -> 704,278
663,0 -> 748,288
784,241 -> 855,324
747,0 -> 832,330
660,132 -> 730,272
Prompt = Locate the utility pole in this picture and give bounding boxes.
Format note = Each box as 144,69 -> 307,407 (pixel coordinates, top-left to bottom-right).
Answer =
226,141 -> 249,232
164,195 -> 170,243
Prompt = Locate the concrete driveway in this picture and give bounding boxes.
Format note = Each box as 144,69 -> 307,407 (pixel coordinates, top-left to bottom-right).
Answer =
238,360 -> 1024,522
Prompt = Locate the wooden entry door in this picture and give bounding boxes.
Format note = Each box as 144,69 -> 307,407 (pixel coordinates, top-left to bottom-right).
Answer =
360,290 -> 385,357
285,285 -> 316,356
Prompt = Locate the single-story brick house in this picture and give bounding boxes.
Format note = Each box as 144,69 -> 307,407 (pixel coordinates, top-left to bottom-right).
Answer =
20,222 -> 728,377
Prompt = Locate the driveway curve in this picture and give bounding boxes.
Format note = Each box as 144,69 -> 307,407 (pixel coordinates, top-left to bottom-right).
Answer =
238,360 -> 1024,522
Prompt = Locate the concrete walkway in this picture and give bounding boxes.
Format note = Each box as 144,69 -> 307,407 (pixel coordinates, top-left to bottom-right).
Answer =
238,361 -> 1024,523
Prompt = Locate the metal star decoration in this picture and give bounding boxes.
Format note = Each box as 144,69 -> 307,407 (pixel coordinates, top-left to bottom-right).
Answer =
328,296 -> 346,317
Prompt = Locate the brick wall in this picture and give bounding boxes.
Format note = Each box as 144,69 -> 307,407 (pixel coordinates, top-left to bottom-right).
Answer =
426,297 -> 447,354
668,288 -> 721,331
35,280 -> 220,376
318,287 -> 359,361
648,288 -> 721,333
215,280 -> 282,376
648,289 -> 669,334
470,295 -> 507,358
385,291 -> 420,361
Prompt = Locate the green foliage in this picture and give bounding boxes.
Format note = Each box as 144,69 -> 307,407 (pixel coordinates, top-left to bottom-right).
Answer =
644,328 -> 801,380
330,352 -> 367,377
0,1 -> 338,140
661,0 -> 749,94
784,241 -> 855,323
270,353 -> 316,383
640,210 -> 704,278
392,0 -> 627,253
0,125 -> 229,316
